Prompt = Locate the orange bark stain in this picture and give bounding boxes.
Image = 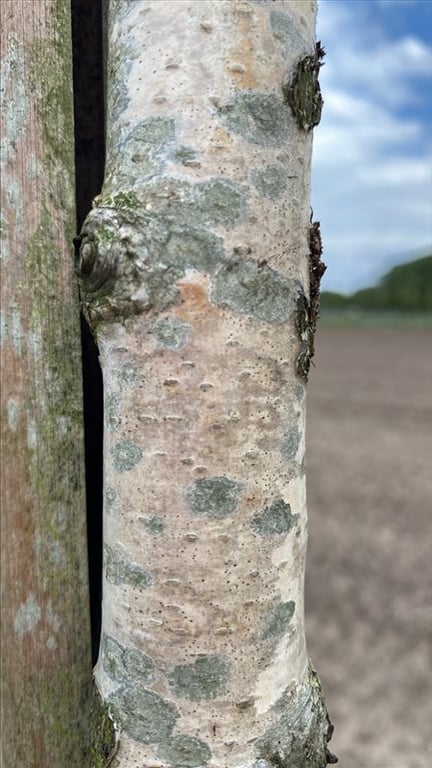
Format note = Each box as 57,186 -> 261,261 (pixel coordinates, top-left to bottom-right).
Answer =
208,125 -> 233,154
225,8 -> 258,89
175,273 -> 218,324
225,38 -> 258,89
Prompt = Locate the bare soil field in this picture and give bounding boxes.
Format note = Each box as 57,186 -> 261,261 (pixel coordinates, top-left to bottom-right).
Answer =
305,329 -> 432,768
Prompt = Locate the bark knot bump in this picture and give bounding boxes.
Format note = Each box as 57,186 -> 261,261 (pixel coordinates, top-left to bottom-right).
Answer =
76,178 -> 246,329
258,663 -> 338,766
296,220 -> 326,381
76,204 -> 154,327
77,229 -> 117,298
283,42 -> 325,131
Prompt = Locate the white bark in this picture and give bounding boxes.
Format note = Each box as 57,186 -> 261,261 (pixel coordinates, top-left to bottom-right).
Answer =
78,1 -> 334,766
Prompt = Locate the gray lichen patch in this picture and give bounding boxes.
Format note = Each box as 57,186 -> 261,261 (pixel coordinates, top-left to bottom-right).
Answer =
149,316 -> 193,350
101,634 -> 155,684
109,685 -> 178,745
251,499 -> 298,537
269,10 -> 307,55
105,485 -> 119,514
185,476 -> 243,518
125,116 -> 175,148
106,38 -> 132,139
217,92 -> 293,146
116,361 -> 141,385
168,654 -> 230,700
6,398 -> 20,432
172,145 -> 199,166
198,178 -> 246,227
111,440 -> 143,472
105,545 -> 153,589
126,177 -> 245,230
108,117 -> 176,185
257,663 -> 337,766
251,164 -> 288,199
157,734 -> 212,767
261,601 -> 296,641
105,393 -> 121,431
212,259 -> 298,324
293,384 -> 305,401
140,515 -> 166,535
14,594 -> 41,636
162,228 -> 224,274
280,428 -> 300,461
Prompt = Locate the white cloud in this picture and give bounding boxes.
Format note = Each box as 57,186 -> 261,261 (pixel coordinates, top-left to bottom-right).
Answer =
378,0 -> 423,8
312,0 -> 432,293
357,158 -> 431,186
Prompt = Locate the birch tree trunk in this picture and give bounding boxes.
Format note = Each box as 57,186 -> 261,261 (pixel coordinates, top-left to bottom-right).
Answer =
78,1 -> 335,766
0,2 -> 111,766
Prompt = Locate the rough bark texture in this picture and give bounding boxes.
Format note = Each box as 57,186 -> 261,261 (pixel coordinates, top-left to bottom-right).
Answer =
78,1 -> 334,766
0,2 -> 97,765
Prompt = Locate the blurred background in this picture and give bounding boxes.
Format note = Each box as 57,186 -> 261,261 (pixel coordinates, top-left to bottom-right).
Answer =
305,2 -> 432,766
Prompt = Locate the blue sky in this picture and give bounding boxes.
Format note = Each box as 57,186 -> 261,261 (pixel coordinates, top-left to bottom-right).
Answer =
313,0 -> 432,293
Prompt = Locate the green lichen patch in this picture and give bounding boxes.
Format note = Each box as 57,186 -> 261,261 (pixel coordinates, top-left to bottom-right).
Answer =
140,515 -> 166,535
168,655 -> 230,700
94,190 -> 141,213
110,440 -> 143,472
149,316 -> 193,350
108,685 -> 178,745
251,164 -> 288,199
104,545 -> 153,589
283,43 -> 325,132
217,92 -> 293,146
261,601 -> 296,641
251,499 -> 298,537
158,734 -> 212,767
257,663 -> 337,767
105,393 -> 121,431
212,259 -> 297,324
280,428 -> 300,461
90,685 -> 117,768
28,3 -> 75,211
101,634 -> 155,685
185,476 -> 243,518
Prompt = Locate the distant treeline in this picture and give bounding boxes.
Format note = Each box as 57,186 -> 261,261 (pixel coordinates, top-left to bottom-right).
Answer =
321,255 -> 432,312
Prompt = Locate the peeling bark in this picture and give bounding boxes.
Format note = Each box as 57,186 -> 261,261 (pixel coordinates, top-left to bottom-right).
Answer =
78,1 -> 335,766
